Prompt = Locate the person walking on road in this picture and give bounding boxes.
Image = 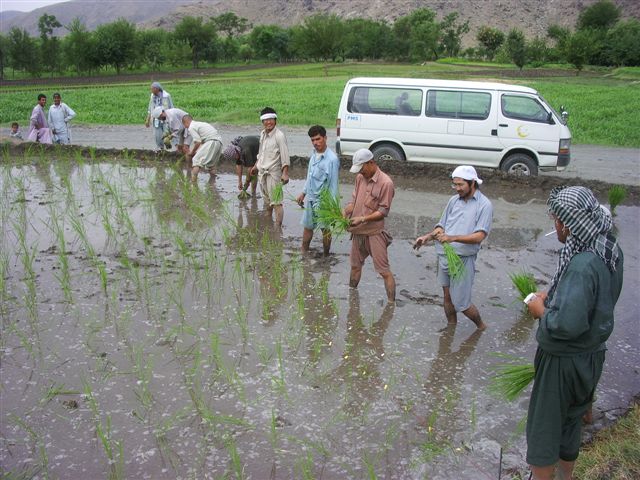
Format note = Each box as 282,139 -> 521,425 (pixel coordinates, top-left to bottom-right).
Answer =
413,165 -> 492,330
181,115 -> 223,183
296,125 -> 340,255
251,107 -> 290,227
27,94 -> 53,144
223,135 -> 260,197
48,93 -> 76,144
524,186 -> 623,480
145,82 -> 173,152
343,149 -> 396,303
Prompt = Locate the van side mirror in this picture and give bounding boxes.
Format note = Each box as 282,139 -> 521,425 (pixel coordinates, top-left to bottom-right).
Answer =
560,105 -> 569,123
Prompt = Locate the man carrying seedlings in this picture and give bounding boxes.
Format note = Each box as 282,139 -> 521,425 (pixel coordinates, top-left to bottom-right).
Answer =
27,94 -> 53,144
223,135 -> 260,197
413,165 -> 492,330
47,93 -> 76,145
250,107 -> 290,227
524,186 -> 623,480
296,125 -> 340,255
343,149 -> 396,304
181,115 -> 223,183
145,82 -> 173,152
151,107 -> 191,155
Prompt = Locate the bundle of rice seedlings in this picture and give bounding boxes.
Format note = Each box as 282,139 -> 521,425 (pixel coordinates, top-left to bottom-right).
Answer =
489,355 -> 535,402
442,242 -> 465,282
271,182 -> 283,203
237,189 -> 251,200
608,185 -> 627,216
315,188 -> 350,236
509,270 -> 537,301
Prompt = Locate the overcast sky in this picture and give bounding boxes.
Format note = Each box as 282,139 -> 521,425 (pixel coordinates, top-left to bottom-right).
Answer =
0,0 -> 68,13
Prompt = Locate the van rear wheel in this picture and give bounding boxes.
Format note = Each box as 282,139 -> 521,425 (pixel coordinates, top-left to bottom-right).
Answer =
501,153 -> 538,176
371,144 -> 405,162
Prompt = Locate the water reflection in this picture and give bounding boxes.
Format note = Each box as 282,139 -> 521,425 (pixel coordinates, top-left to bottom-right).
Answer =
323,290 -> 395,416
421,324 -> 482,437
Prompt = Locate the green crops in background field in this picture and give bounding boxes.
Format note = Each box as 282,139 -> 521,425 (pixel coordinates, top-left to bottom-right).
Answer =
2,63 -> 639,147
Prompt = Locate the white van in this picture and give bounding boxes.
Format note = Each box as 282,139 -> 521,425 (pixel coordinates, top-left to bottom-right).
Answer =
336,77 -> 571,176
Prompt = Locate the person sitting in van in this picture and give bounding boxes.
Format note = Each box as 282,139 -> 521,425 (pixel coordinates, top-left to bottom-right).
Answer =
395,92 -> 413,115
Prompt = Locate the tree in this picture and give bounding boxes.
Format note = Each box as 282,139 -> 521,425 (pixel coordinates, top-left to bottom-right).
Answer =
249,25 -> 291,62
211,12 -> 250,39
477,26 -> 504,60
295,14 -> 345,61
527,37 -> 549,66
577,0 -> 620,31
546,24 -> 570,62
565,29 -> 594,73
505,28 -> 527,69
604,19 -> 640,66
62,18 -> 94,74
0,34 -> 8,79
38,13 -> 62,75
137,29 -> 169,70
7,27 -> 40,76
343,18 -> 391,60
94,18 -> 136,73
439,12 -> 469,57
392,8 -> 440,61
173,16 -> 216,68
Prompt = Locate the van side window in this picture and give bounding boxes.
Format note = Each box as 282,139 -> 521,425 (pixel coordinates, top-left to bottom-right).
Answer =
425,90 -> 491,120
501,95 -> 550,123
348,87 -> 422,116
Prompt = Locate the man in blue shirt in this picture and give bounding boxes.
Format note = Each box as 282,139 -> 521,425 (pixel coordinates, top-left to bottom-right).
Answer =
414,165 -> 493,330
296,125 -> 340,255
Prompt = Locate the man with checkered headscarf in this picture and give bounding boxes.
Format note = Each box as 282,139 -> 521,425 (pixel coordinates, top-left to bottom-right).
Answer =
525,186 -> 624,480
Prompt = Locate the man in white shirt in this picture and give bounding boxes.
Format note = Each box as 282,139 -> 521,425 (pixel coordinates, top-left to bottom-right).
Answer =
181,115 -> 222,182
48,93 -> 76,144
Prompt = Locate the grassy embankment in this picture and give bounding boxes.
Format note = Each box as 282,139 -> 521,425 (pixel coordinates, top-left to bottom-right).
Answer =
1,62 -> 639,146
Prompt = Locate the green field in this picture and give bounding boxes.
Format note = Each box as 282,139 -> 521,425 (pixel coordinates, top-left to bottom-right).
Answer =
2,62 -> 639,147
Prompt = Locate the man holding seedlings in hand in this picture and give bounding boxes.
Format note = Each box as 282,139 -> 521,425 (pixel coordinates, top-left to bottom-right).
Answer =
145,82 -> 173,152
181,115 -> 223,183
343,149 -> 396,303
296,125 -> 340,255
251,107 -> 290,227
413,166 -> 492,330
152,107 -> 191,154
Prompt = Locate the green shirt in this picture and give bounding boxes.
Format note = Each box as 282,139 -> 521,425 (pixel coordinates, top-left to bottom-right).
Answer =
536,249 -> 624,356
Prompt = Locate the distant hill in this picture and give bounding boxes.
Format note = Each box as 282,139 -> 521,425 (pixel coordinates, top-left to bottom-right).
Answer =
2,0 -> 639,47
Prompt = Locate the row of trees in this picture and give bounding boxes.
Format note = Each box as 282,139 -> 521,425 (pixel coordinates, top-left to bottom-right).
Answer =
0,0 -> 638,79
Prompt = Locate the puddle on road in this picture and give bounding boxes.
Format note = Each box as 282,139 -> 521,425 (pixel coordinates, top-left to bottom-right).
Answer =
1,157 -> 637,479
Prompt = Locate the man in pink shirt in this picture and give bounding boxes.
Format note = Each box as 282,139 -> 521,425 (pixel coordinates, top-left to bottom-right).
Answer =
343,149 -> 396,303
27,94 -> 53,144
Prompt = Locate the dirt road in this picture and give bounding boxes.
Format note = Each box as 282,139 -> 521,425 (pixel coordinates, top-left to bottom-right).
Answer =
69,124 -> 639,186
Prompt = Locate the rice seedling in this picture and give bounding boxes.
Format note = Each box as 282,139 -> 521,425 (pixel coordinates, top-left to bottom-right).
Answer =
509,270 -> 537,302
314,187 -> 350,236
489,354 -> 535,402
9,413 -> 50,477
442,242 -> 465,282
271,182 -> 284,204
224,435 -> 246,480
608,185 -> 627,215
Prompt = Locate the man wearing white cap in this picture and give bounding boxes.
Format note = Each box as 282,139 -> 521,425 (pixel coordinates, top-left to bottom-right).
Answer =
343,149 -> 396,303
251,107 -> 290,227
414,165 -> 493,330
145,82 -> 173,152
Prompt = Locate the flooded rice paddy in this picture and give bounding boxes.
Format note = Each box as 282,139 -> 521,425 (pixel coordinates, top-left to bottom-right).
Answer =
1,152 -> 638,479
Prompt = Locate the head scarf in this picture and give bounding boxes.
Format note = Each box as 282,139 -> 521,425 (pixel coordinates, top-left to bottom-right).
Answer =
546,185 -> 619,302
223,136 -> 243,161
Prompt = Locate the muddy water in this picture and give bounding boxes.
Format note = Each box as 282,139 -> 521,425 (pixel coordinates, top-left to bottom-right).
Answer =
0,157 -> 638,480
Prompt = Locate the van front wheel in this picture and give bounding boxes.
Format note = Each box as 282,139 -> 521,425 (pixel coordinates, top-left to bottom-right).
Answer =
371,144 -> 405,162
501,153 -> 538,176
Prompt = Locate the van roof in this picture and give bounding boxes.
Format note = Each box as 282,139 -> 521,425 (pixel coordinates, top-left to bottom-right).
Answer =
347,77 -> 538,95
